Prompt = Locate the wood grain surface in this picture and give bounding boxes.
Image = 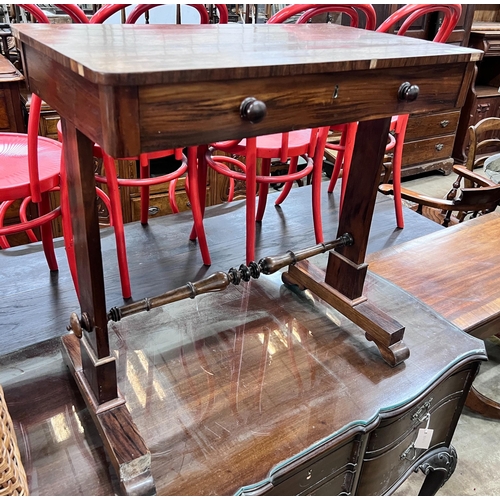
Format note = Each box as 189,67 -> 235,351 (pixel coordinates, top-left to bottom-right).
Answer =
12,24 -> 482,85
368,211 -> 500,339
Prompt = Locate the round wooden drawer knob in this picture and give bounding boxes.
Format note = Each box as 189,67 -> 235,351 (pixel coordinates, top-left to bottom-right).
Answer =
240,97 -> 267,124
398,82 -> 420,102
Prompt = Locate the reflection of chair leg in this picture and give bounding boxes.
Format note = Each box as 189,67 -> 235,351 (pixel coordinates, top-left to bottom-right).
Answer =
195,339 -> 216,422
465,386 -> 500,420
286,323 -> 304,396
256,328 -> 270,413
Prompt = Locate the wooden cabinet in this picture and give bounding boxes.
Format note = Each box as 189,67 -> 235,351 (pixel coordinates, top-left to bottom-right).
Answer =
453,9 -> 500,164
0,54 -> 24,133
374,5 -> 476,178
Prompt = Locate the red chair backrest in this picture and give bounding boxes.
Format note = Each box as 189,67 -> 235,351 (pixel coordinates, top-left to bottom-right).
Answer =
126,4 -> 228,25
16,5 -> 53,202
377,4 -> 462,43
267,4 -> 377,31
90,4 -> 130,24
53,4 -> 89,24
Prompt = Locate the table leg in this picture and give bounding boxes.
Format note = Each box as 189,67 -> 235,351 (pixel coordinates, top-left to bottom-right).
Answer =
465,386 -> 500,420
417,446 -> 457,496
60,119 -> 154,495
284,117 -> 409,366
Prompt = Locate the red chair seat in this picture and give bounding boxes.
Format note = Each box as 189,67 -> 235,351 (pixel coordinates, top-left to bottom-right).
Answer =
224,130 -> 315,158
0,134 -> 61,200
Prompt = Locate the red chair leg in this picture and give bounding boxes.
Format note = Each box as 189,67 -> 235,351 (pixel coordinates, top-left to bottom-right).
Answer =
327,130 -> 347,194
256,158 -> 271,222
189,145 -> 209,241
139,153 -> 150,226
391,114 -> 409,229
245,137 -> 257,263
339,122 -> 358,210
187,146 -> 211,265
103,153 -> 132,299
275,156 -> 298,206
38,193 -> 58,271
311,127 -> 329,243
59,153 -> 80,296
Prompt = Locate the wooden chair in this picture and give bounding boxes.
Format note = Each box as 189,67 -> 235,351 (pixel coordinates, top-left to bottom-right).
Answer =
197,5 -> 376,264
330,4 -> 462,228
465,117 -> 500,173
379,165 -> 500,227
380,115 -> 500,227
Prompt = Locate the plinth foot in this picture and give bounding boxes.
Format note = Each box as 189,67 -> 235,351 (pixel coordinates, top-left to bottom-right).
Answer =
283,261 -> 409,367
61,334 -> 156,495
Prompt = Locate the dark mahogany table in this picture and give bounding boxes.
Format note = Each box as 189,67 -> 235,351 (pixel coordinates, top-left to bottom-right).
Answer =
12,23 -> 483,494
368,211 -> 500,420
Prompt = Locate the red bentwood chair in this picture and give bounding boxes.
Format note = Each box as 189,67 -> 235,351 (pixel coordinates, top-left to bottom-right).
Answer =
267,4 -> 377,211
0,5 -> 78,287
56,4 -> 228,299
197,5 -> 376,265
329,4 -> 462,228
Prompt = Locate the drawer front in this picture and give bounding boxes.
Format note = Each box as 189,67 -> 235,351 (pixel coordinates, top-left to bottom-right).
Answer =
139,63 -> 467,151
131,190 -> 191,220
366,369 -> 469,454
357,394 -> 464,496
405,110 -> 461,141
39,113 -> 61,140
402,134 -> 455,167
267,437 -> 360,496
310,469 -> 355,496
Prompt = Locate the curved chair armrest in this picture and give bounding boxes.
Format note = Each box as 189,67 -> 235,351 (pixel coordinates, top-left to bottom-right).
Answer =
379,183 -> 457,210
452,165 -> 498,188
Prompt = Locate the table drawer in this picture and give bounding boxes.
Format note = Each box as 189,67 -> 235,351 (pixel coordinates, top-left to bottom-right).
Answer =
139,63 -> 467,151
358,392 -> 465,496
402,134 -> 455,167
405,110 -> 461,142
268,437 -> 360,496
366,368 -> 469,455
131,190 -> 190,220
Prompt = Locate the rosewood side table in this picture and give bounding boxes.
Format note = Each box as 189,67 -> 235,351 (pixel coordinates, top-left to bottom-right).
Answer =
12,23 -> 481,494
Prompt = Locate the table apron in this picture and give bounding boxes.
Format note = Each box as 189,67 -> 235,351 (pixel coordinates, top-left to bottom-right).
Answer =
138,63 -> 468,152
21,40 -> 471,158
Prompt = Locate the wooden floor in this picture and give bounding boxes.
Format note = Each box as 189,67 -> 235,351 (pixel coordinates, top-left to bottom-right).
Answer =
0,183 -> 442,357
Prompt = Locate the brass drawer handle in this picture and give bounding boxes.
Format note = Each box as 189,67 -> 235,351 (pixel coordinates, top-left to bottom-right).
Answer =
400,443 -> 417,461
240,97 -> 267,124
435,143 -> 444,152
411,398 -> 433,423
148,206 -> 160,216
440,120 -> 450,128
397,82 -> 420,102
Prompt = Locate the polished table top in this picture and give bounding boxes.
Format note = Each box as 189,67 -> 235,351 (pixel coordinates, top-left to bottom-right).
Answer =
14,23 -> 481,84
13,23 -> 482,157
